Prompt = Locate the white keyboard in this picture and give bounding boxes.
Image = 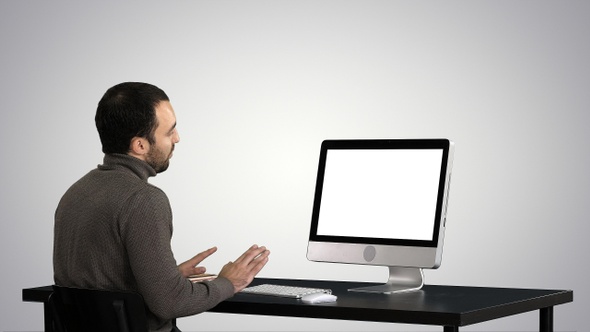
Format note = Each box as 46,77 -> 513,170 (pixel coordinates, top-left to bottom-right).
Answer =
241,284 -> 332,298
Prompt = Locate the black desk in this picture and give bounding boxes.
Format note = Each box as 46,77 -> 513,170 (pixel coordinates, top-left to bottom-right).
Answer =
23,278 -> 573,332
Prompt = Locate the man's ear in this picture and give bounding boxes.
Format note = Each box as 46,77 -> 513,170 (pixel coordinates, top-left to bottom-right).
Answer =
128,137 -> 150,160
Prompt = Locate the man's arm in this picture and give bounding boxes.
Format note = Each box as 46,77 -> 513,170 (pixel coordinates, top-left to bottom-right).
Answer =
120,187 -> 235,320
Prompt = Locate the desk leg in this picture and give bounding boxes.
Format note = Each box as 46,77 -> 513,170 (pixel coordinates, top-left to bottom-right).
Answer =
43,302 -> 54,332
444,326 -> 458,332
540,306 -> 553,332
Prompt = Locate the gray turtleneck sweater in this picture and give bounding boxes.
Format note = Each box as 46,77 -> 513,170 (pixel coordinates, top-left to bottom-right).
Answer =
53,153 -> 234,332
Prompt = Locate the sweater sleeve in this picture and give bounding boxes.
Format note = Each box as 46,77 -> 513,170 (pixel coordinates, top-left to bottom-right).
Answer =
119,185 -> 235,320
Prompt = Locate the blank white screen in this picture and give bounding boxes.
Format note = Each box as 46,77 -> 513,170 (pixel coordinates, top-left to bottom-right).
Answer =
316,149 -> 443,241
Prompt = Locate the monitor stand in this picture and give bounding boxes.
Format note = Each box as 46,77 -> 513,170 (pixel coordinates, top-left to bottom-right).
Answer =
348,266 -> 424,294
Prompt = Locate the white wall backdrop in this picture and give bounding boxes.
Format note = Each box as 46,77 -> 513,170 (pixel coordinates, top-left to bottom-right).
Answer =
1,1 -> 588,331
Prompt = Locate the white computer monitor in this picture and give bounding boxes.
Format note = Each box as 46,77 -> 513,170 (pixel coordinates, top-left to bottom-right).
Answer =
307,139 -> 454,294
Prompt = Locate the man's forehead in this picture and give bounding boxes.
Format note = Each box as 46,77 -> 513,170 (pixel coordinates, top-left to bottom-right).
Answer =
154,101 -> 176,130
156,101 -> 175,118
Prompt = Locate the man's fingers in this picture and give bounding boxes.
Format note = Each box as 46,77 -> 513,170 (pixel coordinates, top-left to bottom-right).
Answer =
187,246 -> 218,266
233,245 -> 268,266
191,266 -> 207,275
249,249 -> 270,275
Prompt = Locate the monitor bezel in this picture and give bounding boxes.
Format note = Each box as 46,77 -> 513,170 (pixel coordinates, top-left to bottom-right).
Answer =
308,139 -> 452,249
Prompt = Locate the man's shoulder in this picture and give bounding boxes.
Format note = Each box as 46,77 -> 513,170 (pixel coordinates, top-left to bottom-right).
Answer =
63,167 -> 168,205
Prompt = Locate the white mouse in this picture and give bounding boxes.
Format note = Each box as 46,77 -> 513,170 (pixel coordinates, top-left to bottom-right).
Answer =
301,292 -> 337,304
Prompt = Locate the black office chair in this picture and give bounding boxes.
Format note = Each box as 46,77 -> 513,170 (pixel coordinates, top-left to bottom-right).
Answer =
49,285 -> 149,332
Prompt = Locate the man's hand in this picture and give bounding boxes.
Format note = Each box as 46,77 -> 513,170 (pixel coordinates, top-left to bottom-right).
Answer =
218,244 -> 270,293
178,247 -> 218,278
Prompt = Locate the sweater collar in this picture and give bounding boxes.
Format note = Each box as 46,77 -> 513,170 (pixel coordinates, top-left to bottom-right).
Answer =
98,153 -> 157,181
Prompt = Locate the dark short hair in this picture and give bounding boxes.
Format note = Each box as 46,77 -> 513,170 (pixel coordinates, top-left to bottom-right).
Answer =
95,82 -> 169,154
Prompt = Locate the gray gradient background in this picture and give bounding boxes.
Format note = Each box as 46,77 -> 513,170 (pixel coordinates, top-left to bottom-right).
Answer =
1,1 -> 588,331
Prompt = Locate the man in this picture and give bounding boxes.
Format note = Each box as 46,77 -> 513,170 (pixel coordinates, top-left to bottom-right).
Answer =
53,82 -> 270,332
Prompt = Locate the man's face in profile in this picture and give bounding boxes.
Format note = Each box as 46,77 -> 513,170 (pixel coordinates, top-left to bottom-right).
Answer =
145,100 -> 180,173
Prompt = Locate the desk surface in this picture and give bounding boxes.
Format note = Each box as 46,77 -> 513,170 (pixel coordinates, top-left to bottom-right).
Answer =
211,278 -> 572,327
23,278 -> 573,328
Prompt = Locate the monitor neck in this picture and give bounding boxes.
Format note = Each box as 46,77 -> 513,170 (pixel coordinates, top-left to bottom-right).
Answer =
348,266 -> 424,294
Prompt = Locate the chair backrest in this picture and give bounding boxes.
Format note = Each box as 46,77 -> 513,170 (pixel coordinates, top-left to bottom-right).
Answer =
50,285 -> 149,332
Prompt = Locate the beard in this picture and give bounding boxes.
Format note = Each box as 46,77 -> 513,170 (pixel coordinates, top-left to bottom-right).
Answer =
146,144 -> 174,173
